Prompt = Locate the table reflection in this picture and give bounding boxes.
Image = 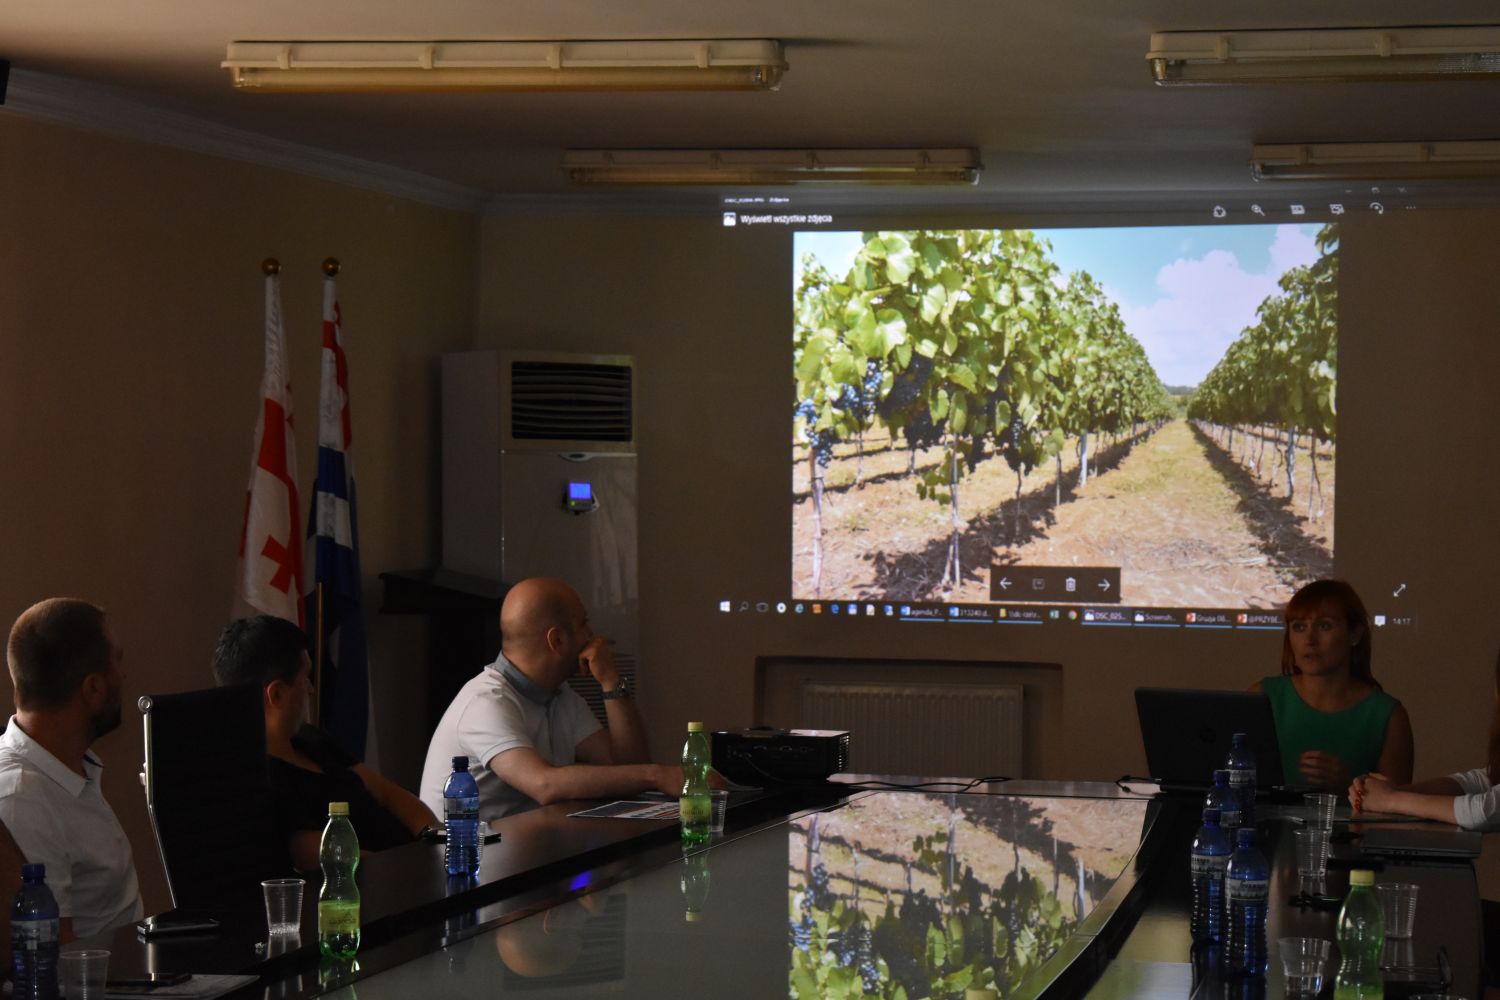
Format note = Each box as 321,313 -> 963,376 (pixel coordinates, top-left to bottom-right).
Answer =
318,790 -> 1149,1000
788,793 -> 1147,998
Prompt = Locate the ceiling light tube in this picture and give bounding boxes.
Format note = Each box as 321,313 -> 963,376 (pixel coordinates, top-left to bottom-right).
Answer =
1149,26 -> 1500,85
223,39 -> 786,92
562,149 -> 982,186
1251,141 -> 1500,181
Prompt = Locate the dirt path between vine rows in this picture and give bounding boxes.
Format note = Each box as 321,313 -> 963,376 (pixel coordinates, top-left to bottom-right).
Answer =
795,418 -> 1331,607
981,418 -> 1328,608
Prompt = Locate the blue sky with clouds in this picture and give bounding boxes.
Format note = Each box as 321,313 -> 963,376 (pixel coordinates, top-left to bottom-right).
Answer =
794,224 -> 1326,387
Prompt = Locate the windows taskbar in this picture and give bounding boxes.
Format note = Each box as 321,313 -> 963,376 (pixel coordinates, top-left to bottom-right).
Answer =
716,599 -> 1417,631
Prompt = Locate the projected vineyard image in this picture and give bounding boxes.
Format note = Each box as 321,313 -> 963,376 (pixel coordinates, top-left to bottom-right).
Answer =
792,225 -> 1337,610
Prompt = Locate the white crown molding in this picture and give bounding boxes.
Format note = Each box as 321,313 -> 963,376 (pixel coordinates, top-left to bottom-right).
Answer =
3,68 -> 490,214
480,191 -> 720,216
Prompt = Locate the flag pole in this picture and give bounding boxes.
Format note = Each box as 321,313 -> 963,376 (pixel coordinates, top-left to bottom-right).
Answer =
313,581 -> 324,726
311,256 -> 337,730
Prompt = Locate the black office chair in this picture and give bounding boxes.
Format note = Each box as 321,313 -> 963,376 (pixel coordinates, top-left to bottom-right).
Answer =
139,684 -> 291,908
0,817 -> 25,971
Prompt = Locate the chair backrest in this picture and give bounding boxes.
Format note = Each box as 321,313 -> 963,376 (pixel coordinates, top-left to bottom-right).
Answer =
0,818 -> 24,970
139,684 -> 290,908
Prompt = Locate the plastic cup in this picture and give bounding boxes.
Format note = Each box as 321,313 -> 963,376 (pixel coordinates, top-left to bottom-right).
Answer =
708,789 -> 728,834
60,948 -> 109,1000
262,877 -> 306,936
1304,792 -> 1338,829
1298,873 -> 1328,898
1294,826 -> 1331,879
1382,935 -> 1415,972
1277,936 -> 1330,996
1377,881 -> 1419,939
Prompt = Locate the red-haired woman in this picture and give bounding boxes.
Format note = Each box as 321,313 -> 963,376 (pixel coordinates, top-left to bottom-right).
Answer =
1250,579 -> 1413,792
1351,649 -> 1500,828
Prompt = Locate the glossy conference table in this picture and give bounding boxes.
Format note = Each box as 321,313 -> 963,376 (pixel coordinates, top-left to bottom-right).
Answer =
93,780 -> 1483,999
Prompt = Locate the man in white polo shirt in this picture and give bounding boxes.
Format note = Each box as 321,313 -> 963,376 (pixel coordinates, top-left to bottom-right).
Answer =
419,577 -> 683,821
0,598 -> 143,940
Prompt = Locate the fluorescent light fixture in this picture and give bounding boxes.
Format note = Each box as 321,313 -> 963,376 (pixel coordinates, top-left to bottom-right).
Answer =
1149,26 -> 1500,85
1252,141 -> 1500,181
562,149 -> 982,186
223,39 -> 785,92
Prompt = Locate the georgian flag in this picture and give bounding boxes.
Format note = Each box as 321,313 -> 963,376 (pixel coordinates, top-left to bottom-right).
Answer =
235,268 -> 305,626
305,272 -> 370,758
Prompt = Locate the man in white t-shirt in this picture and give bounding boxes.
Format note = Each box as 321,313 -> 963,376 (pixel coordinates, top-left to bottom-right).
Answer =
0,598 -> 144,940
420,578 -> 683,821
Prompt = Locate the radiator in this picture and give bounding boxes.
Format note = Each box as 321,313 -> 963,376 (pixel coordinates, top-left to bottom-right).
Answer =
799,682 -> 1023,778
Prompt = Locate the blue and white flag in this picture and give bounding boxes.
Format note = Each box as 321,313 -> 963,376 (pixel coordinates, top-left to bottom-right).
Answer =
305,270 -> 369,758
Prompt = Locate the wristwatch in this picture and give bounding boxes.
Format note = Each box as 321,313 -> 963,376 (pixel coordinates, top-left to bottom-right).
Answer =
601,679 -> 631,701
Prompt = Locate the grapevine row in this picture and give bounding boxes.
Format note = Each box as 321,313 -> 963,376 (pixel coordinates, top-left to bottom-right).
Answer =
1187,224 -> 1337,506
793,230 -> 1172,594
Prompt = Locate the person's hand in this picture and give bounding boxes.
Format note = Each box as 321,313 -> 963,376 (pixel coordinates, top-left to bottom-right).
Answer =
1348,774 -> 1367,813
1299,750 -> 1352,793
654,764 -> 686,797
1357,772 -> 1397,813
577,636 -> 619,690
652,766 -> 727,796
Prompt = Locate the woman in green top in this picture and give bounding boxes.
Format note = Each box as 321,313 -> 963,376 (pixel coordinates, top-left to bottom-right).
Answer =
1250,580 -> 1413,792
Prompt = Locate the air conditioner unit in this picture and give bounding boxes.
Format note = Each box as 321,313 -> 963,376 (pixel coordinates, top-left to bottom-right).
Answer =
441,350 -> 639,668
500,352 -> 635,456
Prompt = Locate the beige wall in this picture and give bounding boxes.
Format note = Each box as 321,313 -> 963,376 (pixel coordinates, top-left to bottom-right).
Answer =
476,209 -> 1500,789
0,113 -> 476,912
4,107 -> 1499,915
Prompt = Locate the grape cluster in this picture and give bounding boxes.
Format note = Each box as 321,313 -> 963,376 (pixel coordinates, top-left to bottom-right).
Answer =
902,410 -> 944,452
869,891 -> 942,996
1001,417 -> 1037,475
790,898 -> 814,951
833,360 -> 885,422
841,920 -> 880,993
876,354 -> 933,421
791,854 -> 837,953
807,858 -> 835,909
793,399 -> 837,468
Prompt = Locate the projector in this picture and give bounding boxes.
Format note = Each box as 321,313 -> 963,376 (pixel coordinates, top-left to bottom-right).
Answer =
711,727 -> 850,785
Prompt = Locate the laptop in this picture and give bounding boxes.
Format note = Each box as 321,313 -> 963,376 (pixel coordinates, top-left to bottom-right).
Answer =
1360,825 -> 1482,861
1134,688 -> 1287,794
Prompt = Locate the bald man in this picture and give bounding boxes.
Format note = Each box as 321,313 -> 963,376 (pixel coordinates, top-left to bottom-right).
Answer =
419,578 -> 681,821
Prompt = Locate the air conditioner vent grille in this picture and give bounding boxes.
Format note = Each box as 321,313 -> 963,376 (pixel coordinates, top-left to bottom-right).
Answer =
509,361 -> 633,442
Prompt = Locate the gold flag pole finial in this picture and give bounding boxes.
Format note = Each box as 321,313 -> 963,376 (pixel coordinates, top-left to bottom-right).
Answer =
322,257 -> 340,277
262,258 -> 281,276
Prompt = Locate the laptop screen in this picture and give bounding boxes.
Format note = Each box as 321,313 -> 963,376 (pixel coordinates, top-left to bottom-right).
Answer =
1135,688 -> 1287,791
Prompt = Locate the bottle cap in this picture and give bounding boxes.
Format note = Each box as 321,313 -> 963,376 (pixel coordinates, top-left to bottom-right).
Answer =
1236,827 -> 1256,847
328,801 -> 350,816
20,863 -> 43,881
1231,732 -> 1248,747
451,756 -> 469,770
1213,769 -> 1229,784
1349,869 -> 1374,886
685,910 -> 701,922
687,721 -> 704,732
1202,807 -> 1220,824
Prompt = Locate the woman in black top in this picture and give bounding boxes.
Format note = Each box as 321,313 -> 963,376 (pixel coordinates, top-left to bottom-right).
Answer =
212,616 -> 438,872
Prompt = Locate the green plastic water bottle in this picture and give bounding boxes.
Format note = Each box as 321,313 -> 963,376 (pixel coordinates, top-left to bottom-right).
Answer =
680,850 -> 711,921
679,721 -> 712,846
318,801 -> 361,959
1333,869 -> 1384,999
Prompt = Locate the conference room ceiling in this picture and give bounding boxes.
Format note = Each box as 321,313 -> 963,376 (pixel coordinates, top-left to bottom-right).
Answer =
5,1 -> 1500,211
